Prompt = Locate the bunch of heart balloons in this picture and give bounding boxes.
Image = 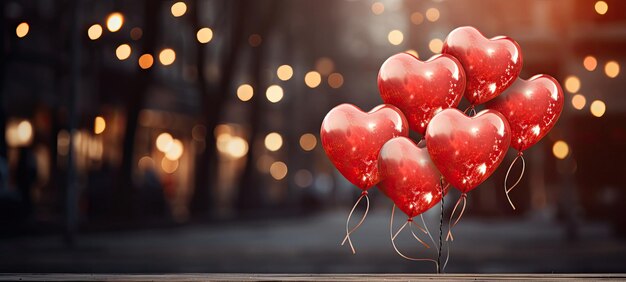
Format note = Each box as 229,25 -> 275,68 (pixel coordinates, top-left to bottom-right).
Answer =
320,26 -> 564,268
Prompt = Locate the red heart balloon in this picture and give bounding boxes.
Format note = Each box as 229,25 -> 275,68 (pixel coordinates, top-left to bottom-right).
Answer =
442,26 -> 523,105
321,104 -> 409,190
425,109 -> 511,193
486,75 -> 564,152
378,53 -> 466,135
378,137 -> 448,218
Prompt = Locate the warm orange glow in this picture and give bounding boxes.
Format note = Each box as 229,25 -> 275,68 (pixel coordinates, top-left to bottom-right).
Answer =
165,139 -> 184,160
116,44 -> 131,60
277,65 -> 293,81
299,133 -> 317,151
425,8 -> 440,22
371,2 -> 384,15
595,1 -> 608,15
264,132 -> 283,151
249,34 -> 262,47
88,24 -> 103,40
571,94 -> 586,110
16,22 -> 29,38
171,2 -> 187,17
138,54 -> 154,69
6,120 -> 34,148
159,48 -> 176,66
583,56 -> 597,71
590,100 -> 606,117
304,71 -> 322,88
266,85 -> 284,103
564,76 -> 581,93
605,61 -> 620,78
552,141 -> 569,159
94,116 -> 106,134
138,156 -> 155,170
315,58 -> 335,76
156,133 -> 174,152
197,27 -> 213,43
225,136 -> 248,159
161,158 -> 179,173
429,38 -> 443,53
388,30 -> 404,46
270,161 -> 288,180
411,12 -> 424,25
237,84 -> 254,101
328,73 -> 344,89
106,12 -> 124,32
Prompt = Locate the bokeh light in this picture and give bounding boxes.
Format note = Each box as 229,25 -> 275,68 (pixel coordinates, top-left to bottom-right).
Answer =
130,27 -> 143,40
249,34 -> 262,47
106,12 -> 124,32
410,12 -> 424,25
116,44 -> 131,60
87,24 -> 103,40
299,133 -> 317,151
138,54 -> 154,69
159,48 -> 176,66
328,73 -> 344,89
156,133 -> 174,152
371,2 -> 384,15
270,161 -> 288,180
304,71 -> 322,88
266,85 -> 284,103
552,140 -> 569,159
171,2 -> 187,17
583,56 -> 597,71
605,61 -> 620,78
564,76 -> 581,93
571,94 -> 586,110
590,100 -> 606,117
197,27 -> 213,43
237,84 -> 254,101
595,1 -> 608,15
264,132 -> 283,152
315,58 -> 335,76
16,22 -> 29,38
94,116 -> 106,134
388,30 -> 404,46
277,65 -> 294,81
161,158 -> 179,174
429,38 -> 443,53
425,8 -> 440,22
165,139 -> 184,160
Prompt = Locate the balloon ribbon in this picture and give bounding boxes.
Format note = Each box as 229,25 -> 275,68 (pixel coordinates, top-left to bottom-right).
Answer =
341,191 -> 370,254
504,151 -> 526,210
463,105 -> 477,117
390,205 -> 438,271
446,193 -> 467,242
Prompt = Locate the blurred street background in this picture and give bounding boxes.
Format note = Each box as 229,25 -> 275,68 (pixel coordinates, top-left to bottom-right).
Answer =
1,0 -> 626,273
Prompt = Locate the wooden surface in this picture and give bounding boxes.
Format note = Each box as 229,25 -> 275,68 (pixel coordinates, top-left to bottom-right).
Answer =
1,274 -> 626,281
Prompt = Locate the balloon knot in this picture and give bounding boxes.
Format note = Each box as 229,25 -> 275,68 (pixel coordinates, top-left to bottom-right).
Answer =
360,191 -> 368,196
461,193 -> 467,199
407,218 -> 413,222
517,151 -> 524,156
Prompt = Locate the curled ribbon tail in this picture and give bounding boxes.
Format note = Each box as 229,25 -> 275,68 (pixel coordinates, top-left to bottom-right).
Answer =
504,152 -> 526,210
390,205 -> 438,271
341,191 -> 370,254
446,193 -> 467,242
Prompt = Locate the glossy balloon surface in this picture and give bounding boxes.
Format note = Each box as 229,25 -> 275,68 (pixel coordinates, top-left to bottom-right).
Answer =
378,137 -> 448,218
486,75 -> 564,151
425,109 -> 511,193
321,104 -> 409,190
378,53 -> 465,135
442,26 -> 523,105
